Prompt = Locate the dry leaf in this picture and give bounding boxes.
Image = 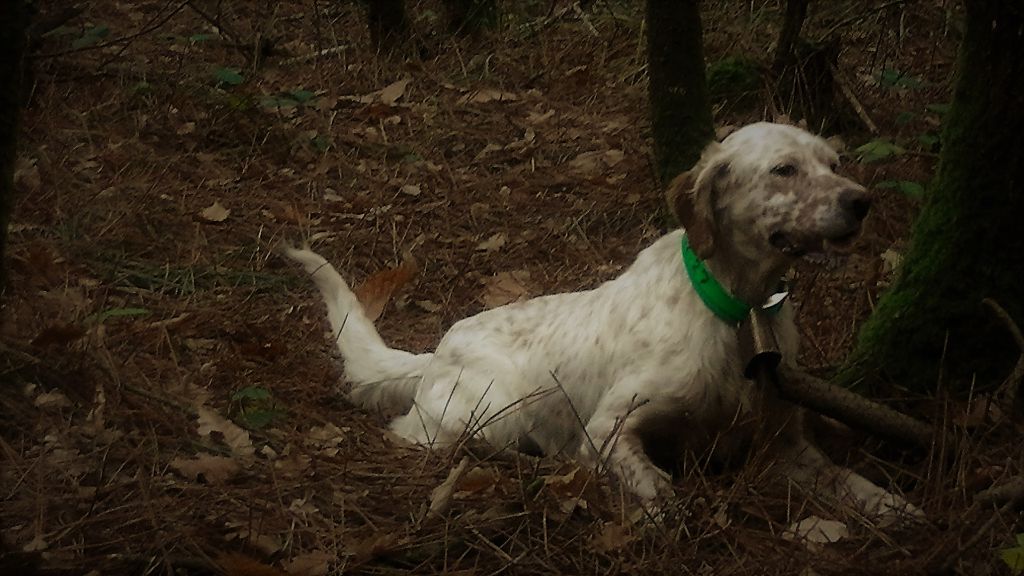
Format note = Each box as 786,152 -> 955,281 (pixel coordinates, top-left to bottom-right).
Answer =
217,552 -> 288,576
568,151 -> 604,177
14,157 -> 40,191
399,183 -> 421,196
200,201 -> 231,223
170,454 -> 241,484
31,324 -> 86,347
348,533 -> 402,564
480,270 -> 531,309
475,232 -> 507,252
354,257 -> 419,322
461,88 -> 519,104
34,391 -> 72,410
593,521 -> 633,552
380,78 -> 411,105
455,466 -> 498,495
283,551 -> 333,576
197,406 -> 255,460
427,457 -> 469,518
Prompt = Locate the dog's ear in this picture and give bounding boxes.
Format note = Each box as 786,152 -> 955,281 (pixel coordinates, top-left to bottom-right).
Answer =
666,144 -> 727,259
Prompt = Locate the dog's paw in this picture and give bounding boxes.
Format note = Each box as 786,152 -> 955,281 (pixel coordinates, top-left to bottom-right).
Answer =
863,490 -> 926,526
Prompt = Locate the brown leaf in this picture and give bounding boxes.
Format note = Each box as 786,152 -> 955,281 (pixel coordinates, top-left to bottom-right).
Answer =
283,551 -> 333,576
475,232 -> 507,252
480,270 -> 531,309
427,457 -> 469,518
456,466 -> 498,495
348,533 -> 403,564
460,88 -> 519,104
353,257 -> 419,322
379,78 -> 411,105
170,454 -> 241,484
200,201 -> 231,223
197,407 -> 255,460
216,552 -> 288,576
593,521 -> 633,552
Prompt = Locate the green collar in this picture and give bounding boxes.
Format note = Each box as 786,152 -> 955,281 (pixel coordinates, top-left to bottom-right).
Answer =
680,235 -> 786,325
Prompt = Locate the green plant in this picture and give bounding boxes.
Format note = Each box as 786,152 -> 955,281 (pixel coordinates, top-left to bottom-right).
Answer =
1001,534 -> 1024,574
213,67 -> 244,87
877,68 -> 923,89
260,88 -> 316,110
855,139 -> 905,163
231,386 -> 286,429
876,179 -> 925,199
72,25 -> 110,49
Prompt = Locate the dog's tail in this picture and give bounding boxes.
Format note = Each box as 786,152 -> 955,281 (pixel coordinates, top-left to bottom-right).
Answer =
284,246 -> 430,412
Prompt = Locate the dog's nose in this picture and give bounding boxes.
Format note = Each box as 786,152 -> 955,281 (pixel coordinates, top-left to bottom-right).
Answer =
840,188 -> 871,221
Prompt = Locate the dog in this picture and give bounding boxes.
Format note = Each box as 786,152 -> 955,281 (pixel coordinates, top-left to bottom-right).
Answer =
287,122 -> 920,520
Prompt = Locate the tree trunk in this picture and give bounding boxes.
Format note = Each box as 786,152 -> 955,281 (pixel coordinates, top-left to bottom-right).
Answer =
443,0 -> 498,35
646,0 -> 715,184
840,0 -> 1024,394
367,0 -> 408,49
773,0 -> 808,70
0,0 -> 29,292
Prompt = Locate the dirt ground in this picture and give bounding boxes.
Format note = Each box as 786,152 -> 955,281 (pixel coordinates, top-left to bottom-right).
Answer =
3,1 -> 1023,574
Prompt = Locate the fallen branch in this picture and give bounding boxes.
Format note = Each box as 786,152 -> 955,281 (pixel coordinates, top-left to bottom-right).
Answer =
982,298 -> 1024,415
775,367 -> 934,447
829,63 -> 878,134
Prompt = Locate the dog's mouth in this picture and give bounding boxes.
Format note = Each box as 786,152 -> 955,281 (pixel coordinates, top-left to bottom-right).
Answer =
770,227 -> 861,257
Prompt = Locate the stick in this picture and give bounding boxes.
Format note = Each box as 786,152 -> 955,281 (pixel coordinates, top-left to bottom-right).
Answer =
829,63 -> 878,134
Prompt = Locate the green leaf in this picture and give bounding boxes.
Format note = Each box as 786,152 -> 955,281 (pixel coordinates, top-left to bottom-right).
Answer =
232,386 -> 272,402
878,68 -> 923,89
239,408 -> 286,429
855,139 -> 905,163
918,132 -> 940,151
260,96 -> 299,109
94,307 -> 150,323
1000,536 -> 1024,574
289,89 -> 315,103
189,33 -> 216,43
895,111 -> 916,125
926,102 -> 952,116
876,180 -> 925,198
71,25 -> 110,49
213,67 -> 244,86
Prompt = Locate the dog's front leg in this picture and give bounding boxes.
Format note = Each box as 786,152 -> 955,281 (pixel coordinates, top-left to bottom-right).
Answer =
580,405 -> 674,505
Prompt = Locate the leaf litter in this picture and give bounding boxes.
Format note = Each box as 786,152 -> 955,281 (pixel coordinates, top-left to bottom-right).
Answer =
0,1 -> 984,574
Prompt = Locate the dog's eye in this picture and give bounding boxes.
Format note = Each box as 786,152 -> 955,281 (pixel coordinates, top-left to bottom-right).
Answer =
770,164 -> 797,177
830,162 -> 839,173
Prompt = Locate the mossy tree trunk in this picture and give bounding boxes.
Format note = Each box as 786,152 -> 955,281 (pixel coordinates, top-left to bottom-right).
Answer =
367,0 -> 408,49
443,0 -> 498,35
840,0 -> 1024,394
646,0 -> 715,184
0,1 -> 29,292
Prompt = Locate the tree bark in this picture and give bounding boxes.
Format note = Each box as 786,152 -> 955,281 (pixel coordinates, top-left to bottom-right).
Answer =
773,0 -> 809,70
367,0 -> 408,49
840,0 -> 1024,394
0,0 -> 29,292
646,0 -> 715,184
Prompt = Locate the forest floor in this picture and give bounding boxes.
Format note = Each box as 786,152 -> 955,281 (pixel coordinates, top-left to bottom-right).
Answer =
3,1 -> 1023,575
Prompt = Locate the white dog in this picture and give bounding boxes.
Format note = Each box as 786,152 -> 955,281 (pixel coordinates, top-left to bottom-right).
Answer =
288,122 -> 919,520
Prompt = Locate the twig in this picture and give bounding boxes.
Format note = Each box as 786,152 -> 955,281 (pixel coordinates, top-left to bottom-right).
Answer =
33,0 -> 189,60
983,298 -> 1024,413
829,63 -> 878,134
975,476 -> 1024,506
279,45 -> 350,66
937,485 -> 1024,573
815,0 -> 907,43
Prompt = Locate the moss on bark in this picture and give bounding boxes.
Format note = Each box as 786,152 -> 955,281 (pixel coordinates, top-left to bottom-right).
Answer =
646,0 -> 715,184
839,1 -> 1024,393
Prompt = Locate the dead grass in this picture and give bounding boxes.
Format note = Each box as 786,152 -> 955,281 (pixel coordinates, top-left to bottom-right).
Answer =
2,1 -> 1022,574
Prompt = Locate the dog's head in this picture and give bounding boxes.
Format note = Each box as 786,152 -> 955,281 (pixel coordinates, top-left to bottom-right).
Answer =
667,122 -> 870,261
